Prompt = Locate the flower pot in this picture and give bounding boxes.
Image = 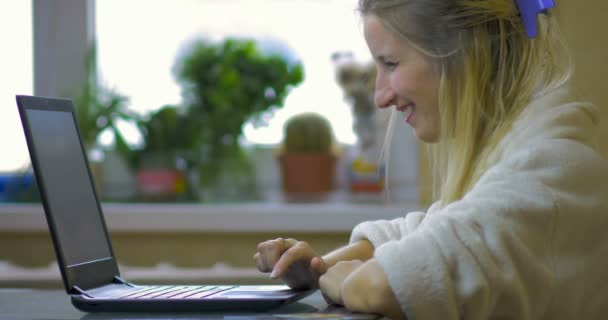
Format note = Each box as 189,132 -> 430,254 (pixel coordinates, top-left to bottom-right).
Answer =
135,152 -> 188,202
279,154 -> 337,201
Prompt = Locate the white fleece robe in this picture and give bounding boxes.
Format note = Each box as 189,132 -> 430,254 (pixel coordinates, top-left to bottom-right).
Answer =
350,87 -> 608,320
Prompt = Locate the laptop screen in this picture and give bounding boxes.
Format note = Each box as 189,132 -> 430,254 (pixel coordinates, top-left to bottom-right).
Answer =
25,109 -> 112,267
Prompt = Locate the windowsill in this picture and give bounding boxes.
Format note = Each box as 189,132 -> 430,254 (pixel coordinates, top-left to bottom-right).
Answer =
0,201 -> 419,233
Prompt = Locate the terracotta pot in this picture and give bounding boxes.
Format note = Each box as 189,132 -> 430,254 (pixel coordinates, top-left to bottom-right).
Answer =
279,154 -> 336,195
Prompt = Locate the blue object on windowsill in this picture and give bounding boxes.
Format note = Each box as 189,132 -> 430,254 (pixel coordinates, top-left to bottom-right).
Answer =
514,0 -> 555,38
0,173 -> 35,202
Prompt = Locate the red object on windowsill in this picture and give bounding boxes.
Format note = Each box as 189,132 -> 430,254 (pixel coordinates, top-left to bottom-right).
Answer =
136,169 -> 185,198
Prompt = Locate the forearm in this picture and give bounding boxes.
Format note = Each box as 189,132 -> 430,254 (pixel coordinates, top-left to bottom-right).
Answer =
342,259 -> 405,319
322,240 -> 374,267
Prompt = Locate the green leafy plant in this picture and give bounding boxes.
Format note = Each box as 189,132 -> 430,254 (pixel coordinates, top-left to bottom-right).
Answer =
174,37 -> 304,189
127,105 -> 202,202
74,44 -> 134,156
133,104 -> 201,168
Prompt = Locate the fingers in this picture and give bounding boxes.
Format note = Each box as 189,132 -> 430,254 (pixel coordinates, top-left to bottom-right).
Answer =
280,260 -> 317,290
254,237 -> 325,291
310,256 -> 329,275
319,272 -> 342,306
270,240 -> 314,279
319,260 -> 365,306
320,289 -> 336,306
254,238 -> 294,273
253,252 -> 266,272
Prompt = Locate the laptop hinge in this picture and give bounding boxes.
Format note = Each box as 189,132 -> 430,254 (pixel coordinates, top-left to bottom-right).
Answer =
113,275 -> 135,287
71,286 -> 94,298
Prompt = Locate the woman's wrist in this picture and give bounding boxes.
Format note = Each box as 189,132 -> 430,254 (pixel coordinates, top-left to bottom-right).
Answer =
323,239 -> 374,267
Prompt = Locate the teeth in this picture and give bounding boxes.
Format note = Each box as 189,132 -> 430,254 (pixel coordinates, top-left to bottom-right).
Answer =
402,106 -> 413,119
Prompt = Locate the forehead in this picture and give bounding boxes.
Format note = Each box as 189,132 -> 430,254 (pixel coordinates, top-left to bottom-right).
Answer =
363,15 -> 412,57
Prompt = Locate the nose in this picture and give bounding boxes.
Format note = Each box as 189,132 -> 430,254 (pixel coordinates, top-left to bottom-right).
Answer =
374,73 -> 394,109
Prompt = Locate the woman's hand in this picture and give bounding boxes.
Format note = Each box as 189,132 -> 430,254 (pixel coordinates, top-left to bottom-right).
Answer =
254,238 -> 329,289
321,259 -> 406,319
318,260 -> 364,305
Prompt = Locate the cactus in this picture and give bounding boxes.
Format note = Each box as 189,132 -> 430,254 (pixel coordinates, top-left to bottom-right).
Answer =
283,113 -> 334,154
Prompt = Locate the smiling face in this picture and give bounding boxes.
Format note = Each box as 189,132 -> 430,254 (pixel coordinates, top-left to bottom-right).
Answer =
364,14 -> 441,143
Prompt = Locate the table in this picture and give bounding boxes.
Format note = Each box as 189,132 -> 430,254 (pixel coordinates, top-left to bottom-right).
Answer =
0,288 -> 381,319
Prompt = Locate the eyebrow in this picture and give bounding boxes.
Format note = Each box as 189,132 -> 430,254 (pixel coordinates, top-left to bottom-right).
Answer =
375,55 -> 396,63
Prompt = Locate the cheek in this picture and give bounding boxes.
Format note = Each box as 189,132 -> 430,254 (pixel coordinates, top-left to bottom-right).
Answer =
390,71 -> 418,97
390,64 -> 436,101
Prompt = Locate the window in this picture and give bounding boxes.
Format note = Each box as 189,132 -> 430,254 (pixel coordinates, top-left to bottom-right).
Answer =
95,0 -> 370,145
0,0 -> 419,204
0,1 -> 33,173
95,0 -> 422,204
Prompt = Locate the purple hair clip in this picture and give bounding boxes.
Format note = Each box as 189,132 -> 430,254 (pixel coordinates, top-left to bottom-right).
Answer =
514,0 -> 555,38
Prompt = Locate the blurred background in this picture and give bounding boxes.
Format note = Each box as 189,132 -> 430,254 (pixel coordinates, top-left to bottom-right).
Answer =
0,0 -> 420,205
0,0 -> 605,288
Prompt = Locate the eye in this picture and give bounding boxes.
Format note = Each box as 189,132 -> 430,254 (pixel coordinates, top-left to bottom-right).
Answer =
381,59 -> 398,71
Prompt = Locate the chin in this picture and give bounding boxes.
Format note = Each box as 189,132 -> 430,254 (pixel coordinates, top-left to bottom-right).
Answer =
414,128 -> 439,143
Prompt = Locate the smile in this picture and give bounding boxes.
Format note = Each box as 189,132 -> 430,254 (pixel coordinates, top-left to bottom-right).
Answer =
396,103 -> 413,112
397,103 -> 415,124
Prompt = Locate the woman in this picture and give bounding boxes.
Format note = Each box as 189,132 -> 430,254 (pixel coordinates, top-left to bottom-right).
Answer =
254,0 -> 608,319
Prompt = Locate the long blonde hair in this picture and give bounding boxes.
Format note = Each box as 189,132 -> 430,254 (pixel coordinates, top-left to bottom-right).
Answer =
360,0 -> 572,206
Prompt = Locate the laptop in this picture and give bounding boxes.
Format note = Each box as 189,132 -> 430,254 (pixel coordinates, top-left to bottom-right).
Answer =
16,95 -> 314,312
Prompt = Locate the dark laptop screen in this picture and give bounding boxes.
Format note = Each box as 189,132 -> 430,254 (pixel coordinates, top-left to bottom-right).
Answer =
25,109 -> 112,267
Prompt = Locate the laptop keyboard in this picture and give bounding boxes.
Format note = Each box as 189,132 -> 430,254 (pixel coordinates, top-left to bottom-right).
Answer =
114,285 -> 236,299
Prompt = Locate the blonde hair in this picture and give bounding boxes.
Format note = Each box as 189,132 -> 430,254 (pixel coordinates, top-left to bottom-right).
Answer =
360,0 -> 572,206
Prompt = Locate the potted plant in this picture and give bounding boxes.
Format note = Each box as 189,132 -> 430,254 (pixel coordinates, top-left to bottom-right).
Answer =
72,44 -> 135,196
130,105 -> 201,202
278,113 -> 338,201
173,37 -> 304,201
74,45 -> 133,152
